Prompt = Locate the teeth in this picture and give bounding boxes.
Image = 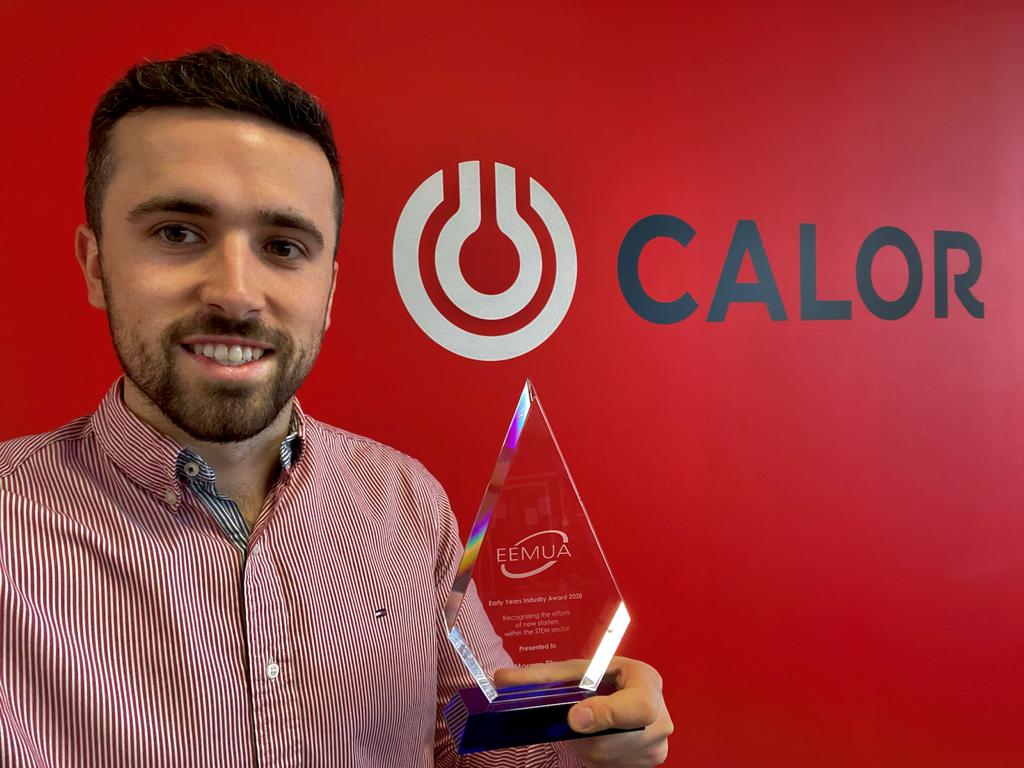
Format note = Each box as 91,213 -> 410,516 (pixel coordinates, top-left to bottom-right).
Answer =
189,343 -> 268,366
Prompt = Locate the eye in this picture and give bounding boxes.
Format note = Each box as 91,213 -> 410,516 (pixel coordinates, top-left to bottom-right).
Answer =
155,224 -> 203,245
266,239 -> 307,261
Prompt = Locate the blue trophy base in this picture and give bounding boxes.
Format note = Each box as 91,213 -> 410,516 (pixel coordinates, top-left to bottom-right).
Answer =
444,680 -> 640,754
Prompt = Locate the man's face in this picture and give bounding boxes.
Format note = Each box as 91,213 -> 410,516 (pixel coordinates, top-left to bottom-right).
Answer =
77,108 -> 338,442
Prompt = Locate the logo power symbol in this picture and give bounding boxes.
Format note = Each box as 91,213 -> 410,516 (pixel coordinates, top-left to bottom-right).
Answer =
393,161 -> 577,361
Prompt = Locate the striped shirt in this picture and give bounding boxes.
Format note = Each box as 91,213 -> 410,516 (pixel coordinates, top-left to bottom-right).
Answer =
0,379 -> 582,768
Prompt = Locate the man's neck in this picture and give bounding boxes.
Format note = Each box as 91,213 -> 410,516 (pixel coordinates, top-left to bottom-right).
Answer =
121,378 -> 291,517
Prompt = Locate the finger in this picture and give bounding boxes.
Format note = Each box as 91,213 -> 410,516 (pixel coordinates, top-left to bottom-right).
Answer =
493,659 -> 589,689
568,688 -> 657,734
567,663 -> 663,734
566,704 -> 673,767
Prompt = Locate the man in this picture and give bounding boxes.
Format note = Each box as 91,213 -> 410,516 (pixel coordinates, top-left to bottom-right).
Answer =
0,49 -> 672,767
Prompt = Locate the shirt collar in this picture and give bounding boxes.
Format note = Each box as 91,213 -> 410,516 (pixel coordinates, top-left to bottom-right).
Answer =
174,411 -> 303,485
92,377 -> 307,509
279,408 -> 304,470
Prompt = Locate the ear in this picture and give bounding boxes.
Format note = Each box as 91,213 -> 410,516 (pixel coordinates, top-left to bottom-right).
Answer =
75,224 -> 107,310
324,259 -> 338,331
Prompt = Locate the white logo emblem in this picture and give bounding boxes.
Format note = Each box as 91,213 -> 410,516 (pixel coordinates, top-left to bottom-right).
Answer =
393,161 -> 577,361
496,529 -> 573,579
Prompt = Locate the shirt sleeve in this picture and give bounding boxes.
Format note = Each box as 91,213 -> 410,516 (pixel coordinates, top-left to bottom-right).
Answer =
424,470 -> 585,768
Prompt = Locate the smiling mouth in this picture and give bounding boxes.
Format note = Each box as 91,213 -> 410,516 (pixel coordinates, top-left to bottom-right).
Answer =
185,343 -> 272,367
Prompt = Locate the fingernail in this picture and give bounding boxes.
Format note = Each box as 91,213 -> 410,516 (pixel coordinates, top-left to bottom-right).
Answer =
571,706 -> 595,731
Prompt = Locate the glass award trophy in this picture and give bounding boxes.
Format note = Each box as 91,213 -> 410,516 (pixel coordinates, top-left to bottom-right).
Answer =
442,380 -> 633,754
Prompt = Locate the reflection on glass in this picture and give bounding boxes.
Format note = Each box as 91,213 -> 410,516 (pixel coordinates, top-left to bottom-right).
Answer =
443,380 -> 631,753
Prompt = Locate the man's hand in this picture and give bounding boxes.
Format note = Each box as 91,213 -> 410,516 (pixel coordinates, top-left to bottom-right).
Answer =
493,656 -> 673,767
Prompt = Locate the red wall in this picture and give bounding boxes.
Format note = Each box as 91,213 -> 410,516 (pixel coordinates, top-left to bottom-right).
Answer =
1,3 -> 1021,765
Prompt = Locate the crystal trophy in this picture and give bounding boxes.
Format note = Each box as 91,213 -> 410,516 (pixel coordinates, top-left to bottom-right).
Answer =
442,380 -> 633,754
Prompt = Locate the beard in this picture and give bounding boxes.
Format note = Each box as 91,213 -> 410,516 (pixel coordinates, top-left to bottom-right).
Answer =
105,302 -> 322,444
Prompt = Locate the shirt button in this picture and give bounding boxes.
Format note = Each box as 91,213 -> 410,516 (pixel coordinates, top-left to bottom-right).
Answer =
266,659 -> 281,680
183,461 -> 201,478
163,488 -> 177,506
251,543 -> 262,557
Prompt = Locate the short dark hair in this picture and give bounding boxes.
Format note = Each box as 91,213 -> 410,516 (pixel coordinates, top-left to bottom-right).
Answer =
85,47 -> 342,241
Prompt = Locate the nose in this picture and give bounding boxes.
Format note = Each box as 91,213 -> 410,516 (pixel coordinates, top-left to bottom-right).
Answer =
197,232 -> 266,319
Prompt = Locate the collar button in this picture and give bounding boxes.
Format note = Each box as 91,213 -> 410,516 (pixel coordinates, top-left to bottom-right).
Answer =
163,488 -> 178,506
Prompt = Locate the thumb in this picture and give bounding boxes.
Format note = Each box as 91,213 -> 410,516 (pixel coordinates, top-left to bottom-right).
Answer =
568,697 -> 611,734
567,683 -> 659,734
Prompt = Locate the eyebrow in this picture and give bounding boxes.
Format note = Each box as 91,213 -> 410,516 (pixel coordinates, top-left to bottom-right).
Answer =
126,195 -> 326,250
126,196 -> 214,221
256,210 -> 325,250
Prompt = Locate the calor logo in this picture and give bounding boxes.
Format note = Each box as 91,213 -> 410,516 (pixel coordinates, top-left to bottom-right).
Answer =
393,161 -> 577,361
496,529 -> 573,579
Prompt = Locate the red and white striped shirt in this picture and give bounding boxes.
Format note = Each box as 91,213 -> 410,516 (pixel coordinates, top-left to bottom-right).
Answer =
0,380 -> 581,768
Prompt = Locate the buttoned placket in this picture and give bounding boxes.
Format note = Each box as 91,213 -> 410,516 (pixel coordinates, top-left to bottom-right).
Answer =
169,436 -> 305,766
243,472 -> 302,766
